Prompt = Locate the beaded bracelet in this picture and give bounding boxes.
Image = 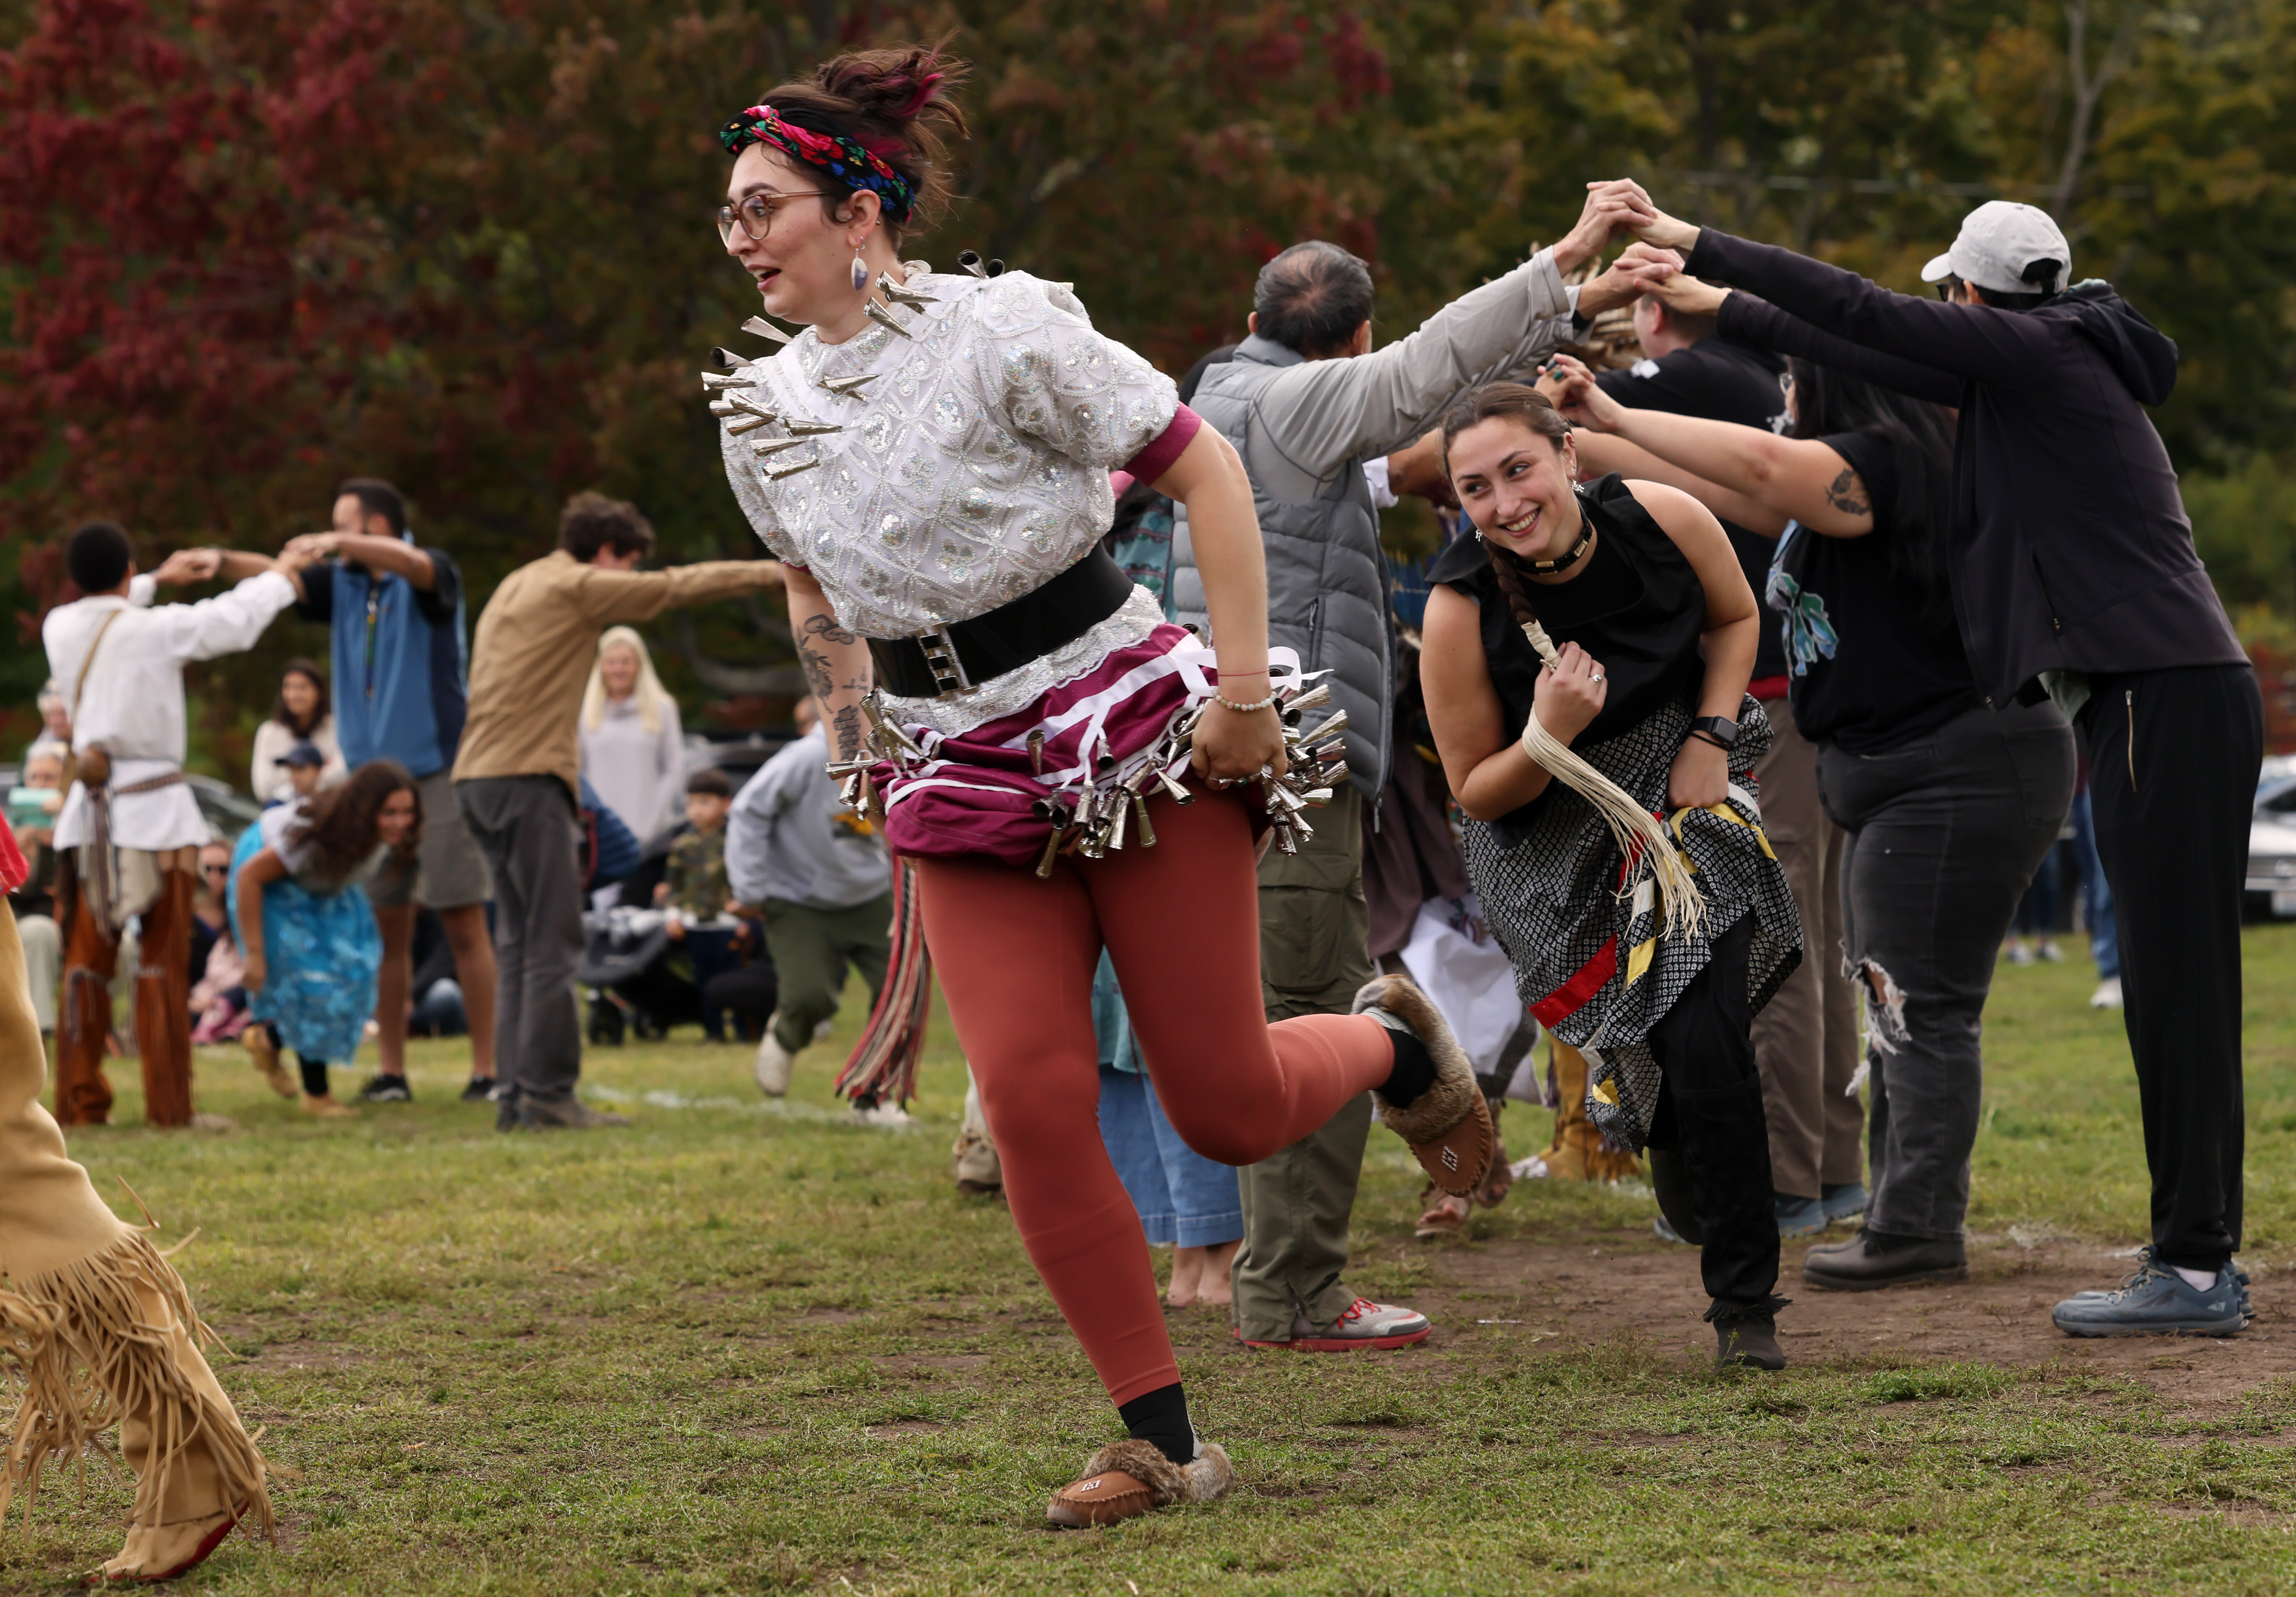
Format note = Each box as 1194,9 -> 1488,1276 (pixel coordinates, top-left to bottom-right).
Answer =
1215,692 -> 1278,713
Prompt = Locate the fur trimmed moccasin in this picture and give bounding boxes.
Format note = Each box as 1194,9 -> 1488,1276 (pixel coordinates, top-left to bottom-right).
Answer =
1045,1438 -> 1235,1528
1353,973 -> 1495,1197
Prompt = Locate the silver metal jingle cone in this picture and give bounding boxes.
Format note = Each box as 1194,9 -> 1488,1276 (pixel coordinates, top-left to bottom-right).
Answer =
740,315 -> 794,344
877,271 -> 938,307
863,300 -> 914,339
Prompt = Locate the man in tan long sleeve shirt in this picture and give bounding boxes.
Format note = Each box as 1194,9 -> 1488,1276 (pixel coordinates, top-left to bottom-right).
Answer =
454,492 -> 781,1128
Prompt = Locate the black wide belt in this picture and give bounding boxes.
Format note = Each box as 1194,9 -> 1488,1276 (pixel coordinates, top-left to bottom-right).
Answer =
867,549 -> 1137,698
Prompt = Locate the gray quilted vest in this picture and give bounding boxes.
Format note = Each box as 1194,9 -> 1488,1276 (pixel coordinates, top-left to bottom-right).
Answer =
1169,336 -> 1393,802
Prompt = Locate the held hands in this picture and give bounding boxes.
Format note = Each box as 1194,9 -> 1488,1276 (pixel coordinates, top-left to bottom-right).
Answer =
1534,354 -> 1625,433
1667,735 -> 1731,811
1595,181 -> 1700,253
149,548 -> 222,586
1530,642 -> 1609,745
282,532 -> 341,564
1615,247 -> 1729,318
1573,243 -> 1684,317
1553,180 -> 1662,274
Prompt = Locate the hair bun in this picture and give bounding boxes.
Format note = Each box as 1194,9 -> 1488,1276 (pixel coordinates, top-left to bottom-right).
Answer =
813,45 -> 967,129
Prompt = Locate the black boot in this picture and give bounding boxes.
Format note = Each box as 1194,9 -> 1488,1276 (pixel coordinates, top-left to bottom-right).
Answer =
1801,1230 -> 1968,1292
1709,1299 -> 1787,1370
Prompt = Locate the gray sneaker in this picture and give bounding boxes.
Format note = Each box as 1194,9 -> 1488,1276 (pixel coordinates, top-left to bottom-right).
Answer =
2052,1255 -> 2250,1337
2066,1248 -> 2252,1317
518,1095 -> 633,1131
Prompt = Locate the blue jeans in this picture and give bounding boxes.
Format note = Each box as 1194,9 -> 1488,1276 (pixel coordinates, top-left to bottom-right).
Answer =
2069,787 -> 2119,978
1097,1067 -> 1244,1248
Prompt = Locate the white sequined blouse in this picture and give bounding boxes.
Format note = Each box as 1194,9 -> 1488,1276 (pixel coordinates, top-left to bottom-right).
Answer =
719,266 -> 1181,730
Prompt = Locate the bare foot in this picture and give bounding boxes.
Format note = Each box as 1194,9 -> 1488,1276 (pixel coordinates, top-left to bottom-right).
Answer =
1195,1241 -> 1240,1308
1165,1246 -> 1203,1309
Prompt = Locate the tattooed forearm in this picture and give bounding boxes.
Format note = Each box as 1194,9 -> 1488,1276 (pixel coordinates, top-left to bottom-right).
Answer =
1824,468 -> 1870,516
802,614 -> 859,646
799,645 -> 835,699
832,704 -> 864,760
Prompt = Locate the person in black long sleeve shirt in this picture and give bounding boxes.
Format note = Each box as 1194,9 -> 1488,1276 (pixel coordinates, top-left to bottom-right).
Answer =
1580,292 -> 1864,1241
1619,193 -> 2259,1338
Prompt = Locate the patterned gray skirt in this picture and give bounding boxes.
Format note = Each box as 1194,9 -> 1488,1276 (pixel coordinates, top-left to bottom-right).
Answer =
1461,695 -> 1802,1150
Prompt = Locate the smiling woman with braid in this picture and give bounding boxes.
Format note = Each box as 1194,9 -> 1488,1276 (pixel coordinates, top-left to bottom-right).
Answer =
1420,383 -> 1803,1369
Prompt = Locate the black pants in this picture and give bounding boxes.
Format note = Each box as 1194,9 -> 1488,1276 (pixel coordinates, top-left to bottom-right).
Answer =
1645,916 -> 1779,1308
1818,702 -> 2075,1241
2080,664 -> 2263,1272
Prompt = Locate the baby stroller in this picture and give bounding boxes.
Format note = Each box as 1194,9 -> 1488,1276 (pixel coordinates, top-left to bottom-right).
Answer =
579,906 -> 704,1044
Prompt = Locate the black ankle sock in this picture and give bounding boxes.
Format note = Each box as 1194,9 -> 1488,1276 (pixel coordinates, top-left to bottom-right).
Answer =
1116,1381 -> 1196,1465
296,1053 -> 330,1098
1374,1018 -> 1436,1110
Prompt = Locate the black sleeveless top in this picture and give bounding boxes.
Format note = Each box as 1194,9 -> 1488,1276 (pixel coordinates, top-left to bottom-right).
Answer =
1429,474 -> 1707,747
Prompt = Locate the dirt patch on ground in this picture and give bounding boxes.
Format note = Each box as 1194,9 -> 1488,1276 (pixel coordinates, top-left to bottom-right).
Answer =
1403,1227 -> 2290,1413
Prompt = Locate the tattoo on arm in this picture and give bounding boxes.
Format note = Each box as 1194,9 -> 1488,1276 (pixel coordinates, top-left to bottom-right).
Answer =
798,646 -> 835,699
801,614 -> 858,646
831,704 -> 864,760
1824,468 -> 1870,517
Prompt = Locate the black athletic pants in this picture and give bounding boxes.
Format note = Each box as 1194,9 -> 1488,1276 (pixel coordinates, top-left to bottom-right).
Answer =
1644,915 -> 1781,1308
2080,664 -> 2263,1273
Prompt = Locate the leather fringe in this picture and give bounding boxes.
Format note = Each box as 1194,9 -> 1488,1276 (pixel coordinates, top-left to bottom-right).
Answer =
833,857 -> 933,1108
0,1230 -> 273,1542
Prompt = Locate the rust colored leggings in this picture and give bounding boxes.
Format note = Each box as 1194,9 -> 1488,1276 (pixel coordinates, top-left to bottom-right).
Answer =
917,788 -> 1396,1406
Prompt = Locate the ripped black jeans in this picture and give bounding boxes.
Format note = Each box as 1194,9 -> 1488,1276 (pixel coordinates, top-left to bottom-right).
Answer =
1816,703 -> 2074,1242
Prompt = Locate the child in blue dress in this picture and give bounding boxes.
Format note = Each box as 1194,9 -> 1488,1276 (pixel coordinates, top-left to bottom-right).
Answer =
232,761 -> 419,1116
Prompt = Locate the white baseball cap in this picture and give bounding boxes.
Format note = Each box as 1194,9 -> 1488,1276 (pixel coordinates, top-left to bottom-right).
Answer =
1920,200 -> 2072,296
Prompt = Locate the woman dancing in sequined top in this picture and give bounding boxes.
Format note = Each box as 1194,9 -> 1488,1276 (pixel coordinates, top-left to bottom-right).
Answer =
707,46 -> 1514,1526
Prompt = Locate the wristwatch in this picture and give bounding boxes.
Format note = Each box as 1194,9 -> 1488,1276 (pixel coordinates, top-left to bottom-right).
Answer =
1688,714 -> 1740,749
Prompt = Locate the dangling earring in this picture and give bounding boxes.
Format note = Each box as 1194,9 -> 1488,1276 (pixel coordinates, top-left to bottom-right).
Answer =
851,249 -> 868,293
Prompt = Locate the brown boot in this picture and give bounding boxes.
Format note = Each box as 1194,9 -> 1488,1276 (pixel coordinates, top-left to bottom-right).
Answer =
0,1234 -> 273,1583
1046,1439 -> 1234,1528
1353,974 -> 1492,1196
1521,1041 -> 1642,1184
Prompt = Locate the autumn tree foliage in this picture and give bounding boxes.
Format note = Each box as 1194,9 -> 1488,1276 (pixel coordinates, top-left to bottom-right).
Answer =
3,0 -> 2294,767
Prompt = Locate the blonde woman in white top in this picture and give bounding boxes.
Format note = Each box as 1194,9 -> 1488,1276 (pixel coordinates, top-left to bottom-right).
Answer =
577,625 -> 685,839
249,659 -> 347,802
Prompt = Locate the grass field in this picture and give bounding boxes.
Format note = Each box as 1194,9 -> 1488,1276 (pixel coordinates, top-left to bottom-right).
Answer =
6,926 -> 2295,1594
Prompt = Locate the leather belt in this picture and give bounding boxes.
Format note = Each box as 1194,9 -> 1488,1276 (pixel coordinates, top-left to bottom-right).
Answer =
866,549 -> 1137,700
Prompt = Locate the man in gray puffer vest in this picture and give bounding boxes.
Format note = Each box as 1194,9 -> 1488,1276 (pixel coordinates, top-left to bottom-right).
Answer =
1169,184 -> 1647,1350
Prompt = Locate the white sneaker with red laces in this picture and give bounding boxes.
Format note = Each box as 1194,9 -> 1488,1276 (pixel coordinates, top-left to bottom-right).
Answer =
1243,1296 -> 1432,1351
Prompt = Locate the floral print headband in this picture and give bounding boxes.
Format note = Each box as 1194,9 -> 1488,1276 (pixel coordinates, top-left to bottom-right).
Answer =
718,104 -> 916,224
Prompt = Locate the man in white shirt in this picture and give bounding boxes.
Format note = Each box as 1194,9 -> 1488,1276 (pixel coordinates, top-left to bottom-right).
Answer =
43,522 -> 309,1126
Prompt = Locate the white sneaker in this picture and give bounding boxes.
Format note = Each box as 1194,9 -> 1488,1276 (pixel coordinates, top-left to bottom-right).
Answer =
2089,976 -> 2124,1009
753,1027 -> 793,1098
852,1099 -> 916,1128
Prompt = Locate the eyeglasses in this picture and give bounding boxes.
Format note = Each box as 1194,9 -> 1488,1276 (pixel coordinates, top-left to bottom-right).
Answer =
716,188 -> 833,246
1934,275 -> 1963,302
